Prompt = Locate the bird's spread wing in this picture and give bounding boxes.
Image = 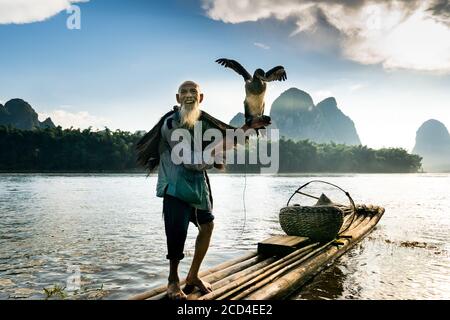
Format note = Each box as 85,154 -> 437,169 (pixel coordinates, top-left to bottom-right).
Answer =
264,66 -> 287,82
216,58 -> 252,82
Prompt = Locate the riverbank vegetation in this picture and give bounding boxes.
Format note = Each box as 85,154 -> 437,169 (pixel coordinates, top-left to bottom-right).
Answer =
0,126 -> 422,173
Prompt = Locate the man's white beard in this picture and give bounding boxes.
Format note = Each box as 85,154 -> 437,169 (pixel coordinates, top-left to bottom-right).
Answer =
180,103 -> 201,129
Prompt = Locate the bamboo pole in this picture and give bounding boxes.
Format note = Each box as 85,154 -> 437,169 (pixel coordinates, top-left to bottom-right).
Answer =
344,213 -> 365,231
246,211 -> 378,302
198,243 -> 320,300
129,205 -> 384,301
245,212 -> 379,300
340,213 -> 361,233
186,256 -> 278,300
245,210 -> 384,300
170,209 -> 378,300
339,204 -> 371,234
149,256 -> 274,300
221,242 -> 334,300
128,251 -> 257,300
149,255 -> 265,300
339,214 -> 372,238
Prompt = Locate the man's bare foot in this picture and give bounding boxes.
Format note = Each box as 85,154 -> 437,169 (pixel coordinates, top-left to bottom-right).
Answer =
185,276 -> 212,294
167,281 -> 187,300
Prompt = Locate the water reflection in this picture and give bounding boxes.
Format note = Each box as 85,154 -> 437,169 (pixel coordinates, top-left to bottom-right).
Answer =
0,173 -> 449,300
291,265 -> 346,300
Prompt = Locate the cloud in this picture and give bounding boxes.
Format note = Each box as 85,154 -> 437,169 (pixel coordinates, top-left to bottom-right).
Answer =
349,84 -> 365,92
202,0 -> 450,73
427,0 -> 450,25
38,110 -> 112,130
254,42 -> 271,50
0,0 -> 87,25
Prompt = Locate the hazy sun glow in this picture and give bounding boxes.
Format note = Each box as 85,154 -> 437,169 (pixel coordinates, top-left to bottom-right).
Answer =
342,3 -> 450,73
382,10 -> 450,72
203,0 -> 450,73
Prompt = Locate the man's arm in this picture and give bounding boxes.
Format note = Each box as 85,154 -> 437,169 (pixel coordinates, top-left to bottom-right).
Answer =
162,118 -> 214,172
210,117 -> 272,154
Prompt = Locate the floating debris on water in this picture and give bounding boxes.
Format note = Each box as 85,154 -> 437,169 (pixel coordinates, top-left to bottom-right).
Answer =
399,241 -> 435,249
0,279 -> 15,287
367,237 -> 446,255
43,285 -> 67,300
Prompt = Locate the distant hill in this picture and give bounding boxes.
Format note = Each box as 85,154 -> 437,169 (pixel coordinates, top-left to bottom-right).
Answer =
229,112 -> 245,128
229,88 -> 361,145
0,99 -> 55,130
413,119 -> 450,172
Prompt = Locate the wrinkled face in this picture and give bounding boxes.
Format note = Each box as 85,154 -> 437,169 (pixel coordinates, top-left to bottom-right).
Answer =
176,82 -> 204,110
176,81 -> 203,128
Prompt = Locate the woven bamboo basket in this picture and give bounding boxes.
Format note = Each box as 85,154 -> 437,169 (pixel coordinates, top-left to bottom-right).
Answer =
279,180 -> 356,242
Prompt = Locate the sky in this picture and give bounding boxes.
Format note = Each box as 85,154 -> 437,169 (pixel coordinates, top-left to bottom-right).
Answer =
0,0 -> 449,150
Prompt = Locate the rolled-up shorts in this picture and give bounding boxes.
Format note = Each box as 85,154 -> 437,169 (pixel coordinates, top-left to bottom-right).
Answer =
163,194 -> 215,261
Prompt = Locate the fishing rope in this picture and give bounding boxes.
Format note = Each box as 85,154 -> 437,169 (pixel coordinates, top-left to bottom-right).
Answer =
240,159 -> 247,237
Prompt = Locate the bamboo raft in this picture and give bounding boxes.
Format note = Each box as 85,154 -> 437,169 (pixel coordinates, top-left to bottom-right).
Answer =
129,204 -> 384,300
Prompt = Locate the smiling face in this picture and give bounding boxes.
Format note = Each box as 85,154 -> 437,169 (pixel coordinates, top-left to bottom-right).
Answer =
176,81 -> 204,110
176,81 -> 203,128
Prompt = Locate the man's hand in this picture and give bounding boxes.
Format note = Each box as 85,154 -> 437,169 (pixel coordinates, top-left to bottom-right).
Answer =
243,115 -> 272,131
212,115 -> 272,155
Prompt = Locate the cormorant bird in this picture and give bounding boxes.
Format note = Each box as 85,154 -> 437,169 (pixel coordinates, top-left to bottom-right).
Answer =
215,58 -> 287,131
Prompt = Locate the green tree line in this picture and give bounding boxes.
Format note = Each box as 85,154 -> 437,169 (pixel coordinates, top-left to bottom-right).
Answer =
0,126 -> 422,173
0,126 -> 137,171
227,139 -> 422,173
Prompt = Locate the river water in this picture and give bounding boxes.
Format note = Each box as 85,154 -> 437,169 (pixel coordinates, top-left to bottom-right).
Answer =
0,174 -> 448,300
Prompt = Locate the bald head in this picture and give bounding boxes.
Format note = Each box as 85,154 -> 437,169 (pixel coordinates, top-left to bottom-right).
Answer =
176,80 -> 204,107
176,80 -> 203,128
178,80 -> 201,94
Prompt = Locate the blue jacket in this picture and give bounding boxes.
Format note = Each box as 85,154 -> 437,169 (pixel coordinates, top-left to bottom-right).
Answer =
156,111 -> 213,211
